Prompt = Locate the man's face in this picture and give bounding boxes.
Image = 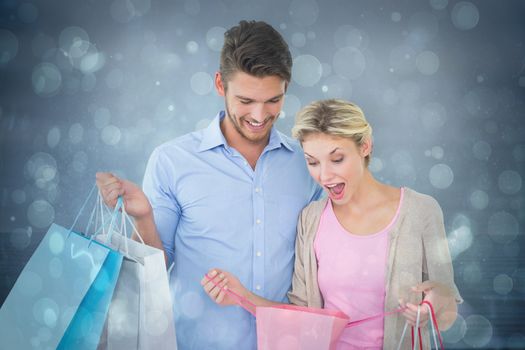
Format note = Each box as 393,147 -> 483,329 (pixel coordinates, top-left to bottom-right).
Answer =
215,71 -> 287,144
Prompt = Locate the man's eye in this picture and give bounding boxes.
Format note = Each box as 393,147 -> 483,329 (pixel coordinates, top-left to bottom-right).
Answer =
307,162 -> 318,166
240,100 -> 251,105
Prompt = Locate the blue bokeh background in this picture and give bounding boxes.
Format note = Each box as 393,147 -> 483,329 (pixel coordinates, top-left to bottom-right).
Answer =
1,0 -> 524,348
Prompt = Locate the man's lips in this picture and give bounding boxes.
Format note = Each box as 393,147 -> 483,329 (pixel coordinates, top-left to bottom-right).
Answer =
244,117 -> 272,132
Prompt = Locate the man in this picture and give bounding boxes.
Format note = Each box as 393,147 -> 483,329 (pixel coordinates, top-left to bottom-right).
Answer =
97,20 -> 322,349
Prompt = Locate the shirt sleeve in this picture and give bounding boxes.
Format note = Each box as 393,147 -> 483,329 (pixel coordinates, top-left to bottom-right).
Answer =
310,182 -> 325,202
422,197 -> 463,304
142,147 -> 181,267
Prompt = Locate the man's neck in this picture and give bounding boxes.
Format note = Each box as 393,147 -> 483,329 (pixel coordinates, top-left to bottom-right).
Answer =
220,118 -> 269,169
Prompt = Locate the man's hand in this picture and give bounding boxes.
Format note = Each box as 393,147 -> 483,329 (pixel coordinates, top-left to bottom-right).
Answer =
96,172 -> 152,219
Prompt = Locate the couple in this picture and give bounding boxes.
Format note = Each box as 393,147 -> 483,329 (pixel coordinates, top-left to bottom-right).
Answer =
97,20 -> 461,349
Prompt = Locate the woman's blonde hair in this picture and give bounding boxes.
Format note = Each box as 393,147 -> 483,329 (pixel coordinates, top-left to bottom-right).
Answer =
291,99 -> 373,166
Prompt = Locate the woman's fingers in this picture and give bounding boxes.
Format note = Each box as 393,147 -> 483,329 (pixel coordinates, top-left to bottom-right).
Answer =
201,270 -> 229,302
402,303 -> 430,327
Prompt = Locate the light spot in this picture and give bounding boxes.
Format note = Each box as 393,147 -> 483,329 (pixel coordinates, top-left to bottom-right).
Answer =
190,72 -> 213,95
32,63 -> 62,97
451,1 -> 480,30
289,0 -> 319,26
463,315 -> 493,347
69,123 -> 84,144
206,26 -> 225,52
101,125 -> 122,146
292,54 -> 322,87
498,170 -> 522,195
0,29 -> 19,66
47,127 -> 61,148
94,108 -> 111,129
487,211 -> 519,244
334,25 -> 365,48
429,0 -> 448,10
472,140 -> 491,160
429,163 -> 454,189
333,47 -> 366,80
416,51 -> 439,75
441,314 -> 466,343
469,190 -> 489,210
282,94 -> 301,120
291,32 -> 306,48
27,200 -> 55,228
431,146 -> 444,159
11,189 -> 27,205
10,227 -> 32,249
493,274 -> 513,295
186,41 -> 199,54
391,12 -> 402,22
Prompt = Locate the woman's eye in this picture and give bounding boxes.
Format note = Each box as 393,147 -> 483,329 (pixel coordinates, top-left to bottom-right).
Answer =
333,158 -> 344,163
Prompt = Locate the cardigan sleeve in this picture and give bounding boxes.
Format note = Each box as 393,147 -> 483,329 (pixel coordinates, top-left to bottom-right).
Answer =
287,209 -> 309,306
421,197 -> 463,304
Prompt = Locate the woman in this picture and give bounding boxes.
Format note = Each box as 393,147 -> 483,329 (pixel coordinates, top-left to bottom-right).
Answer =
201,99 -> 462,349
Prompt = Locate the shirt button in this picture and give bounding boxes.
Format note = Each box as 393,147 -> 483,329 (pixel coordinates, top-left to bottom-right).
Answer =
244,160 -> 248,165
256,219 -> 261,224
255,187 -> 260,193
255,285 -> 261,290
256,251 -> 262,257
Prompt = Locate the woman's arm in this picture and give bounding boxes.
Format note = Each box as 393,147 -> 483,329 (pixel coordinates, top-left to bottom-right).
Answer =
201,269 -> 286,310
402,196 -> 461,330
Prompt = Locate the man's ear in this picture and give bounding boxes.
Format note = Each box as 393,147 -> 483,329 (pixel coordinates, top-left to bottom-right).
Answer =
215,72 -> 226,96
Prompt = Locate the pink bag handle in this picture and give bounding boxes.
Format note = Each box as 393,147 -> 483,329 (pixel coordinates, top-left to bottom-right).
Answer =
205,274 -> 414,329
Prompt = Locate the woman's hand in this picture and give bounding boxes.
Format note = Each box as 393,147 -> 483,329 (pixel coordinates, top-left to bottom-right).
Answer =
96,172 -> 152,219
400,280 -> 457,330
200,269 -> 249,306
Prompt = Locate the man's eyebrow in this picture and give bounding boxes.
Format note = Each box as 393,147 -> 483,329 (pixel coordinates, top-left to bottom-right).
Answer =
235,93 -> 284,102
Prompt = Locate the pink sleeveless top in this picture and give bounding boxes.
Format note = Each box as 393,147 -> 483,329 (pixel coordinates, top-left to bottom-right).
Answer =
314,188 -> 404,349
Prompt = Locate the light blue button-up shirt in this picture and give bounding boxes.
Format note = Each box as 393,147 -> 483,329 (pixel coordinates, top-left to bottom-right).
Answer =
143,111 -> 322,349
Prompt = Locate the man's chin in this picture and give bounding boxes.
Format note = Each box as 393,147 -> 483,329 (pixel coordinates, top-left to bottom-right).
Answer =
241,128 -> 271,144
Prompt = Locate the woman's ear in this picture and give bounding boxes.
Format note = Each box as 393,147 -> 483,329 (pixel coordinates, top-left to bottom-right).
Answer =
361,137 -> 372,158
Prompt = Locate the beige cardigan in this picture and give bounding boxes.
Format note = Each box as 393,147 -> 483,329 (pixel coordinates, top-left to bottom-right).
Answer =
287,188 -> 462,349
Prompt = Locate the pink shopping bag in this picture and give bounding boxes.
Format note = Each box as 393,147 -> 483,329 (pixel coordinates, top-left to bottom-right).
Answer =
256,304 -> 348,350
204,274 -> 439,350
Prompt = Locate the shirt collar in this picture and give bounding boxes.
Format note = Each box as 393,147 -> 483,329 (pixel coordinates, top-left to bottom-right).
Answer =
197,111 -> 228,152
198,110 -> 294,153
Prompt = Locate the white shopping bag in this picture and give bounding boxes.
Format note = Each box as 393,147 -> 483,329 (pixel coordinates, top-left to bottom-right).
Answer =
96,203 -> 177,350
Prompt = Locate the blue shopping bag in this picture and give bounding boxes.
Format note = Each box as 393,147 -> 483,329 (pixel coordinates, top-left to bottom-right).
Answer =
0,190 -> 124,350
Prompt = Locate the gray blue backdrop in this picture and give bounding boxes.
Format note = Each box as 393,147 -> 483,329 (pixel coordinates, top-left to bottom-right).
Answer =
0,0 -> 524,348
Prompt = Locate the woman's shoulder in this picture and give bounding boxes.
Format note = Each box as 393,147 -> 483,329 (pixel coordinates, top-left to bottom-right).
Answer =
403,187 -> 443,215
301,197 -> 328,217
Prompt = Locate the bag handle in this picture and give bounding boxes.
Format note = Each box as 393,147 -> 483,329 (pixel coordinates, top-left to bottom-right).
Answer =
396,302 -> 444,350
205,273 -> 408,325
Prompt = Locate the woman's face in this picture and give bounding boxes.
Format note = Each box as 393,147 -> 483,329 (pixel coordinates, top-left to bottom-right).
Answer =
302,132 -> 370,205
